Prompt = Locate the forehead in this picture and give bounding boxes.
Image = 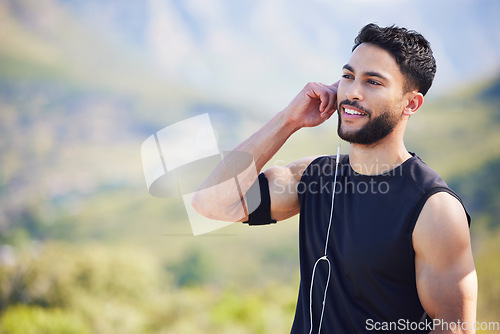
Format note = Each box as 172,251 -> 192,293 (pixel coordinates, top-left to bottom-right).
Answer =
346,43 -> 403,84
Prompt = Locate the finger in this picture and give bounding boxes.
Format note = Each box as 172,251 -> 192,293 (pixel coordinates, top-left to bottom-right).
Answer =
318,82 -> 335,92
325,105 -> 337,119
307,83 -> 333,113
318,82 -> 337,96
318,89 -> 330,113
319,82 -> 338,89
321,103 -> 337,119
325,90 -> 337,114
324,104 -> 336,118
317,83 -> 337,115
308,83 -> 329,112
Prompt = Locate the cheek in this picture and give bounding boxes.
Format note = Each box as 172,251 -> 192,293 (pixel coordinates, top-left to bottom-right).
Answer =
383,100 -> 406,119
376,93 -> 403,111
392,96 -> 408,114
337,81 -> 348,103
337,79 -> 349,94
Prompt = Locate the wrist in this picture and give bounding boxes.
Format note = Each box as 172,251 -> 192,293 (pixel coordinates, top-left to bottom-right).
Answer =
277,109 -> 301,135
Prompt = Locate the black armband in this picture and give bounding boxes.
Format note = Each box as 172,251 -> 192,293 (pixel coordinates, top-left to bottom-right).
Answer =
243,173 -> 277,226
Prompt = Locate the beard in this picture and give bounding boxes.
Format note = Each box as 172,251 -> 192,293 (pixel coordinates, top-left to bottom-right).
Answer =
337,99 -> 400,145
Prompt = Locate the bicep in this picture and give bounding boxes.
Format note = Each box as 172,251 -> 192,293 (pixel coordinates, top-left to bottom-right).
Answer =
413,192 -> 477,326
265,156 -> 319,221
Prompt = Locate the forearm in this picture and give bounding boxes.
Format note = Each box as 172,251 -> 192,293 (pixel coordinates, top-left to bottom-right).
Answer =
191,110 -> 299,221
235,110 -> 299,171
191,81 -> 339,221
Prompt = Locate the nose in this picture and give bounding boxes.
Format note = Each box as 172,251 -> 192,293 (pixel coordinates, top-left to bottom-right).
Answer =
345,80 -> 363,101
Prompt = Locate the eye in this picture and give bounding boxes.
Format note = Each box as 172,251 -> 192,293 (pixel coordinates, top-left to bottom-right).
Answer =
342,74 -> 353,80
368,79 -> 381,86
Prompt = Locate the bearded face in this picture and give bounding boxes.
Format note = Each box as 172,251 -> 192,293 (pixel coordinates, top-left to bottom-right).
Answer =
337,98 -> 401,145
336,43 -> 411,146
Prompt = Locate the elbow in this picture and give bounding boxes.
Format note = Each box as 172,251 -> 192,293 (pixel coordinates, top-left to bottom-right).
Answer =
190,190 -> 246,222
191,191 -> 209,217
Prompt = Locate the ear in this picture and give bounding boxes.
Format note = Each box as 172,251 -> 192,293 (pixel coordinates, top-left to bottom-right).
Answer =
402,91 -> 424,116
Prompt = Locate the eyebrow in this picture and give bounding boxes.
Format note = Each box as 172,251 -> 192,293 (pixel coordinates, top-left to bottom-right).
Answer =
342,64 -> 388,81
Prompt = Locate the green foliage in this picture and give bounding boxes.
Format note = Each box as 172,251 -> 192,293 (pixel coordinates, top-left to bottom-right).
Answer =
0,242 -> 299,334
211,289 -> 265,330
0,243 -> 167,333
0,243 -> 162,309
0,305 -> 89,334
475,230 -> 500,324
211,283 -> 298,334
0,1 -> 499,330
448,157 -> 500,229
167,247 -> 215,287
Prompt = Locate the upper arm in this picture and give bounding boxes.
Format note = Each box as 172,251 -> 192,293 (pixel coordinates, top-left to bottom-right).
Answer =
264,156 -> 320,221
413,192 -> 477,331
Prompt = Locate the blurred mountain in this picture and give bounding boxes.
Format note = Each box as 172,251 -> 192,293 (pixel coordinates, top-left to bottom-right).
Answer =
0,2 -> 499,329
60,0 -> 500,100
3,0 -> 500,110
444,76 -> 500,230
0,0 -> 198,107
57,0 -> 500,81
1,0 -> 499,242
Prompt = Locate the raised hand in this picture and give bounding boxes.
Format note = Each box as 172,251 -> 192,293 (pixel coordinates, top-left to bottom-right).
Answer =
283,81 -> 339,129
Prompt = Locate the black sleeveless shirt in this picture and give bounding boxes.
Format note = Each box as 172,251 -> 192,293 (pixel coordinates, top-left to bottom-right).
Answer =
291,154 -> 470,334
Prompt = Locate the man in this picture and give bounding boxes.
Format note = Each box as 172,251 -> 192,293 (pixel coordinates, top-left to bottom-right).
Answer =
192,23 -> 477,333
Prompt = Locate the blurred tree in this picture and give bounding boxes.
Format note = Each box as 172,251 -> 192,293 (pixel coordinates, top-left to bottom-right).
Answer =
0,305 -> 90,334
449,157 -> 500,229
167,247 -> 215,287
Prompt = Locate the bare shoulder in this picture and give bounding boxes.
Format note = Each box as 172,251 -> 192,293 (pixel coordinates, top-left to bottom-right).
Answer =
414,192 -> 469,234
264,155 -> 323,221
288,155 -> 325,180
264,155 -> 323,182
413,191 -> 470,264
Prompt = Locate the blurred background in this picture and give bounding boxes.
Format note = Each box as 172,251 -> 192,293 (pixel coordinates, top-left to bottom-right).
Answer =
0,0 -> 499,333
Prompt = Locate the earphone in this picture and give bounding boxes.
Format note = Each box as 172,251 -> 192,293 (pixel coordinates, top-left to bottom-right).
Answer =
308,138 -> 341,334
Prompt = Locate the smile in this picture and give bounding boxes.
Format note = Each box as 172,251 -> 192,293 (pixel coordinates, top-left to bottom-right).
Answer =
342,106 -> 368,120
343,106 -> 367,116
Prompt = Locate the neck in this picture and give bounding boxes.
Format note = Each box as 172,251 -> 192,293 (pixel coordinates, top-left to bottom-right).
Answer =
348,131 -> 412,176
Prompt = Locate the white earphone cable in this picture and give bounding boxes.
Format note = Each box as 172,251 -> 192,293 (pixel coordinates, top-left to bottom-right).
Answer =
308,138 -> 341,334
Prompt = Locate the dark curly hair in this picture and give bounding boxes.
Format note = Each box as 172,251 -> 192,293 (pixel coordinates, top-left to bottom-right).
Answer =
353,23 -> 437,96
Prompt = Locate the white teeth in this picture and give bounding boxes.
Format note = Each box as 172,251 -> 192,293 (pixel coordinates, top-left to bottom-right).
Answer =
344,108 -> 365,115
